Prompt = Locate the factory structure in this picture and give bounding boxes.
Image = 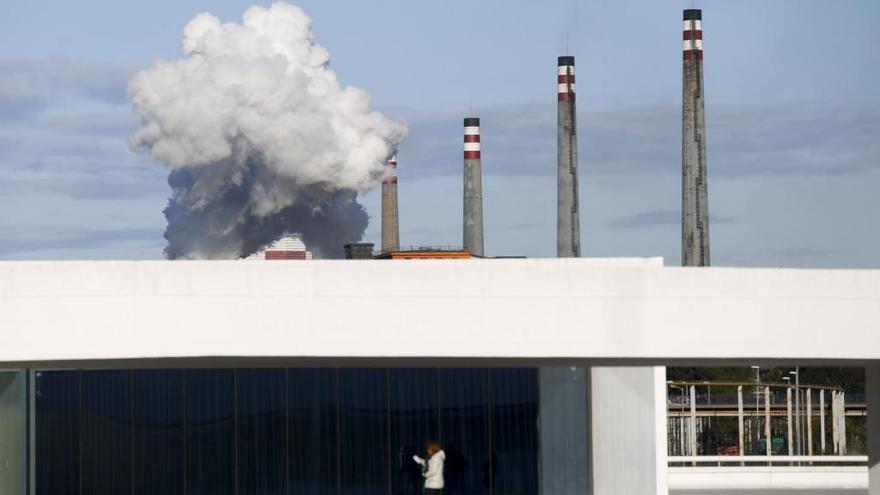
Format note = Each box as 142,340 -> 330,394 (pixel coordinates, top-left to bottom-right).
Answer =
245,234 -> 313,260
381,154 -> 400,252
341,11 -> 708,266
9,10 -> 879,495
369,53 -> 588,262
245,10 -> 709,267
681,9 -> 710,267
557,55 -> 580,258
462,117 -> 485,257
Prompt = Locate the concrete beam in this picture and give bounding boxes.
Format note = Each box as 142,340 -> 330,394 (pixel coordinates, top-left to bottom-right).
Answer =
2,261 -> 880,366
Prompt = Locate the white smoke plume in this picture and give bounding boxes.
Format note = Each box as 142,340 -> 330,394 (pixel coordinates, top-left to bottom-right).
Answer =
128,2 -> 406,258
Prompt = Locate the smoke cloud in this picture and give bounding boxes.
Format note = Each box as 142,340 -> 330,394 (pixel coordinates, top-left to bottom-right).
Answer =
128,2 -> 406,258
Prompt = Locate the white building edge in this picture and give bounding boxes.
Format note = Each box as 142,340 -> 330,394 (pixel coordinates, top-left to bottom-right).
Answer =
1,257 -> 878,494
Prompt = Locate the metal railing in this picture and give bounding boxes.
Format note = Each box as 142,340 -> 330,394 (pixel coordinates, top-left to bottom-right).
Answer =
668,455 -> 868,466
667,380 -> 858,458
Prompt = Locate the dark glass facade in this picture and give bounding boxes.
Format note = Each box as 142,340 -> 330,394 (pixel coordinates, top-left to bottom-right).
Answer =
34,368 -> 539,495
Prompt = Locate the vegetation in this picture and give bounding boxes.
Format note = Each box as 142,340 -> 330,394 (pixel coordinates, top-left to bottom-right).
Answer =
667,367 -> 865,393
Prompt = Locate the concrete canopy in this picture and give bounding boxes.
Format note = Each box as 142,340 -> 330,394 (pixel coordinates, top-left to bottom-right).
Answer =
0,258 -> 878,368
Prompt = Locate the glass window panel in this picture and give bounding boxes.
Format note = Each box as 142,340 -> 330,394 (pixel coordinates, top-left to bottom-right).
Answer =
238,368 -> 286,495
490,368 -> 539,495
440,369 -> 490,495
133,369 -> 183,495
339,368 -> 389,495
288,368 -> 338,495
389,368 -> 439,495
186,369 -> 235,495
81,370 -> 132,495
35,370 -> 80,495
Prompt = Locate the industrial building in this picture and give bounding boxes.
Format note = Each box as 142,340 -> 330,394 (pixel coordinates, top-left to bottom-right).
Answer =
374,246 -> 473,260
1,8 -> 877,495
246,234 -> 313,260
1,259 -> 878,495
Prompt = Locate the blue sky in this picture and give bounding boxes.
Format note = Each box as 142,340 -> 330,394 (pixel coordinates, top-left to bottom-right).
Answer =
1,0 -> 878,266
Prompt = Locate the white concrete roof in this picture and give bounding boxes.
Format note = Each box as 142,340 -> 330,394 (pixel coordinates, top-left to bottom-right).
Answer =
1,258 -> 878,367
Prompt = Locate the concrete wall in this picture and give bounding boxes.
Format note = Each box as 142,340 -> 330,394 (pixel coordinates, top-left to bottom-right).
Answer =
0,371 -> 27,495
669,466 -> 867,494
591,367 -> 668,495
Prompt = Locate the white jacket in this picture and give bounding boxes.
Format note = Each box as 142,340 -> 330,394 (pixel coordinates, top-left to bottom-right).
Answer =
423,450 -> 445,489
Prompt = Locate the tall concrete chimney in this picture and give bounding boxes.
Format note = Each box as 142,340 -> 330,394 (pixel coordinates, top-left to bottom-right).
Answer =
557,56 -> 580,258
381,154 -> 399,252
682,9 -> 710,266
463,117 -> 484,256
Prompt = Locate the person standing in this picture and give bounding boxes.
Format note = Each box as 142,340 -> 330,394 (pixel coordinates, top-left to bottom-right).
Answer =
413,441 -> 445,495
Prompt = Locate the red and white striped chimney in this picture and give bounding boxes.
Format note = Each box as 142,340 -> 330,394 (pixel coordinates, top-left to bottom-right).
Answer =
557,57 -> 575,102
557,55 -> 579,258
683,11 -> 703,62
464,120 -> 480,159
681,9 -> 710,266
463,117 -> 483,256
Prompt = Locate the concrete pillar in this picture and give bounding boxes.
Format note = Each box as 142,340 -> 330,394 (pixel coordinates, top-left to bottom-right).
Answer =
539,367 -> 589,495
765,386 -> 772,456
556,55 -> 580,258
681,8 -> 710,266
737,385 -> 744,456
820,389 -> 826,453
380,154 -> 400,252
591,367 -> 667,495
462,118 -> 484,256
0,371 -> 27,495
867,366 -> 879,495
787,387 -> 793,456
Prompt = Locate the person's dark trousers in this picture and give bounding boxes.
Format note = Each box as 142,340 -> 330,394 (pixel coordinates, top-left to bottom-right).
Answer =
425,489 -> 442,495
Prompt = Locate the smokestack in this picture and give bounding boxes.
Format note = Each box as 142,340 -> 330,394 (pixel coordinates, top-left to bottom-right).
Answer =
682,9 -> 710,266
557,55 -> 580,257
463,117 -> 484,256
381,154 -> 400,252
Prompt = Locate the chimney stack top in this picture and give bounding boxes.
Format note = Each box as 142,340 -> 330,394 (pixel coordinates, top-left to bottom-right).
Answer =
683,9 -> 702,21
557,55 -> 575,67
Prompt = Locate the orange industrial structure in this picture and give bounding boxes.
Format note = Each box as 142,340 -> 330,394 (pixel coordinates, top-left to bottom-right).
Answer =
374,247 -> 472,260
